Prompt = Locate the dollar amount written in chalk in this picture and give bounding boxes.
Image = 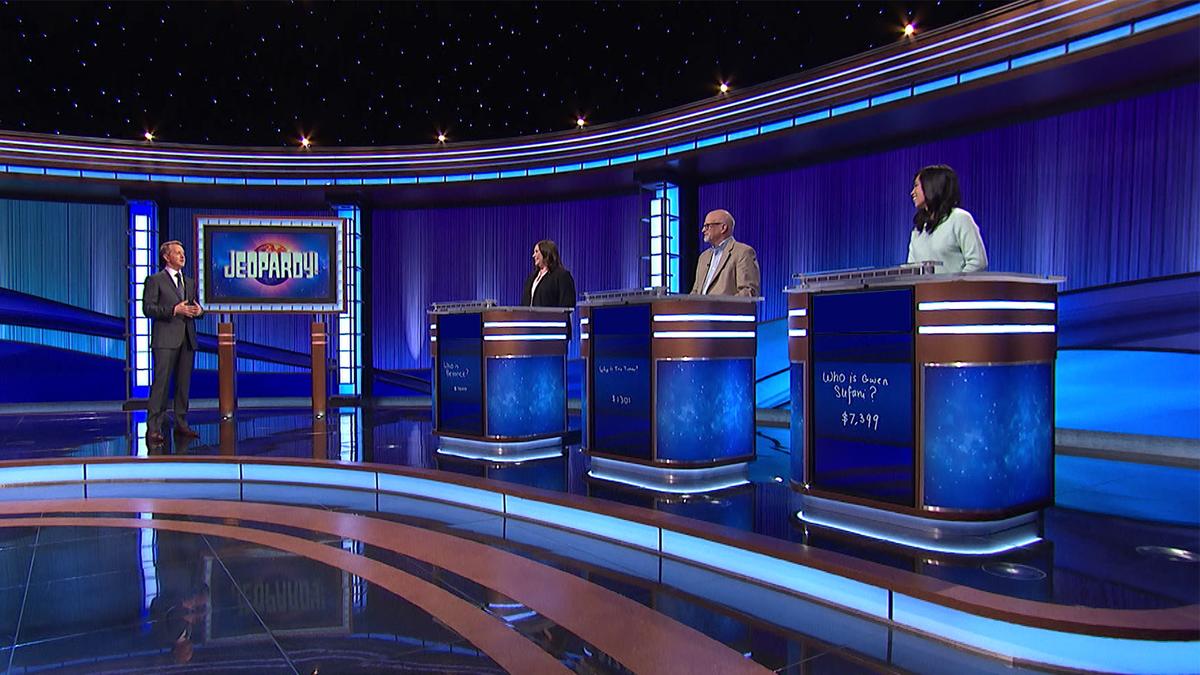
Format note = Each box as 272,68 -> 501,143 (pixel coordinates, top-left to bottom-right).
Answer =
841,411 -> 880,431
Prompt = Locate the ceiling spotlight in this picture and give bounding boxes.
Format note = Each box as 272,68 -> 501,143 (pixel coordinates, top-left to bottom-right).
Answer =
576,117 -> 586,128
903,23 -> 916,37
299,136 -> 312,149
719,82 -> 730,94
143,131 -> 155,141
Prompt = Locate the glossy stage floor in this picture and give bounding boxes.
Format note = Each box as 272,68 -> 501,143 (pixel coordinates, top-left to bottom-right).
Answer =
0,406 -> 1195,674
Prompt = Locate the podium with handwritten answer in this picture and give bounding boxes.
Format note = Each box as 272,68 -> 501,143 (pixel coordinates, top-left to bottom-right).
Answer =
787,265 -> 1062,523
580,289 -> 759,475
429,301 -> 572,442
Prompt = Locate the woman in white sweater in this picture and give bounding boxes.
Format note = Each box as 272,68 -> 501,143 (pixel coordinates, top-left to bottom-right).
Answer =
907,165 -> 988,273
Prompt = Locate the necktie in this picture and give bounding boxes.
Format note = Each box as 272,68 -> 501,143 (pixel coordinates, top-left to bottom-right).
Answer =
175,272 -> 184,299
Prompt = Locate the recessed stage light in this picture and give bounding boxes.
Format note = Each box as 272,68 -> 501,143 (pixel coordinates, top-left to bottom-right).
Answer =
143,131 -> 154,141
299,136 -> 312,149
576,117 -> 586,128
719,82 -> 730,94
436,132 -> 447,143
904,23 -> 916,37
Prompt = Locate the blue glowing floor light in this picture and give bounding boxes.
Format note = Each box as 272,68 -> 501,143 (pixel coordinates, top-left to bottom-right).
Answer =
126,201 -> 157,400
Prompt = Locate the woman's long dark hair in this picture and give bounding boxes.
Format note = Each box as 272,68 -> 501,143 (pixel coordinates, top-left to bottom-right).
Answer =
912,165 -> 961,233
534,239 -> 562,273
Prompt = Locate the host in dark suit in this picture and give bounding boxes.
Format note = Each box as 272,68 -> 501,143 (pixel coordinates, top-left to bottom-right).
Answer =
142,240 -> 204,445
690,209 -> 760,297
522,240 -> 576,308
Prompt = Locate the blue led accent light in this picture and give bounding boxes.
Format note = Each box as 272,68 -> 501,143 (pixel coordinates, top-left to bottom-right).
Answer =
214,177 -> 244,185
389,176 -> 418,184
794,110 -> 829,125
726,127 -> 760,141
1011,45 -> 1067,69
660,530 -> 890,618
10,165 -> 44,175
82,170 -> 117,180
471,171 -> 500,180
377,473 -> 505,512
960,61 -> 1009,82
830,99 -> 870,116
759,119 -> 794,134
553,163 -> 582,173
581,159 -> 609,170
526,166 -> 554,176
242,463 -> 376,489
88,462 -> 241,481
334,178 -> 362,185
609,153 -> 638,165
245,177 -> 274,185
275,177 -> 305,185
0,463 -> 85,485
361,177 -> 389,185
1134,3 -> 1200,33
182,175 -> 215,184
667,141 -> 696,154
445,173 -> 471,182
417,175 -> 445,183
697,134 -> 727,148
891,594 -> 1200,674
149,174 -> 182,183
507,496 -> 661,550
913,75 -> 958,95
870,88 -> 912,106
636,148 -> 666,160
44,167 -> 80,177
335,205 -> 363,396
499,169 -> 526,179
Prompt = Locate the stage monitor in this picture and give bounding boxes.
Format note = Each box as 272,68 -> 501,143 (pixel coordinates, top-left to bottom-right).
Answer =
196,216 -> 346,313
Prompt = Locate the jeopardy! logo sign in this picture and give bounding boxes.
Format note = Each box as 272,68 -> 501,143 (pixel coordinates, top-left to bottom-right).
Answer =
222,243 -> 320,286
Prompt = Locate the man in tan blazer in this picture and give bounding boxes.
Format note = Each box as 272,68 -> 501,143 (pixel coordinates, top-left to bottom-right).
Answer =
690,209 -> 760,297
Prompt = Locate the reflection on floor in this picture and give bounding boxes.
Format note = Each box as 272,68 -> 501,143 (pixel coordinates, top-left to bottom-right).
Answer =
0,406 -> 1196,674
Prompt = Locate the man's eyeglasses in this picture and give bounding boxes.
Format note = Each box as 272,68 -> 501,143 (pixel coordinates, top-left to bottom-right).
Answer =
701,222 -> 722,230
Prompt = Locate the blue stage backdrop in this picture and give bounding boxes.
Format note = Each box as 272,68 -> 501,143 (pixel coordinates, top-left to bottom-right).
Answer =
371,192 -> 642,371
700,84 -> 1200,323
0,198 -> 127,401
169,207 -> 330,376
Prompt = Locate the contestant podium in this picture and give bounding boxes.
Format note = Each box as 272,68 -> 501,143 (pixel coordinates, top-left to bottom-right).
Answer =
580,288 -> 758,487
787,264 -> 1061,528
429,301 -> 571,442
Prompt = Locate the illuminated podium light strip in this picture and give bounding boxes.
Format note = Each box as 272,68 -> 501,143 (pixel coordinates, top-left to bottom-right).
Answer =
580,332 -> 589,340
482,334 -> 567,341
587,469 -> 750,494
438,447 -> 564,463
579,317 -> 589,325
788,329 -> 808,338
796,510 -> 1042,556
917,324 -> 1056,335
787,308 -> 808,317
918,301 -> 1056,311
652,331 -> 756,339
430,336 -> 437,342
652,314 -> 756,322
483,321 -> 569,328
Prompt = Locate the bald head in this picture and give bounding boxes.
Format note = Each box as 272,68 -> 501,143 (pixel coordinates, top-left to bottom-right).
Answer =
702,209 -> 735,246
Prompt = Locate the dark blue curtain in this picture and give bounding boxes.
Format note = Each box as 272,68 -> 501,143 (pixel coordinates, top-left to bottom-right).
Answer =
700,84 -> 1200,321
372,193 -> 642,370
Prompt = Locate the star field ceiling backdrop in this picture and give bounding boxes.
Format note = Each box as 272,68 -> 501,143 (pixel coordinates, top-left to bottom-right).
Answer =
0,1 -> 1003,147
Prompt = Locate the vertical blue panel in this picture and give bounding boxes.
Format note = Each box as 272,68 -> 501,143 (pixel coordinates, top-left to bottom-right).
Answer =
790,363 -> 805,483
436,313 -> 483,435
656,358 -> 754,462
591,303 -> 652,459
486,355 -> 565,437
924,363 -> 1052,510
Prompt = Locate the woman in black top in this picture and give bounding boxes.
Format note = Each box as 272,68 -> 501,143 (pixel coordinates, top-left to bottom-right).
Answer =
522,239 -> 576,308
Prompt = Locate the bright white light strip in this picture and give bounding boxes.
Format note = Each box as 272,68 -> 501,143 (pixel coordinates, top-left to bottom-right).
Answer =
653,331 -> 755,339
483,321 -> 568,328
918,301 -> 1056,311
88,462 -> 240,482
482,334 -> 567,341
242,464 -> 376,489
377,473 -> 504,513
438,448 -> 563,463
580,332 -> 589,340
787,308 -> 808,317
788,329 -> 808,338
0,464 -> 85,485
429,323 -> 437,330
588,469 -> 749,494
652,314 -> 756,322
918,324 -> 1055,335
579,317 -> 589,325
797,510 -> 1042,556
430,336 -> 437,342
439,436 -> 562,451
506,495 -> 660,550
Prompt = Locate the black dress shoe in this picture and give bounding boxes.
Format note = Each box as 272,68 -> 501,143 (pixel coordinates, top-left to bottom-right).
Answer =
146,431 -> 166,445
174,426 -> 200,438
